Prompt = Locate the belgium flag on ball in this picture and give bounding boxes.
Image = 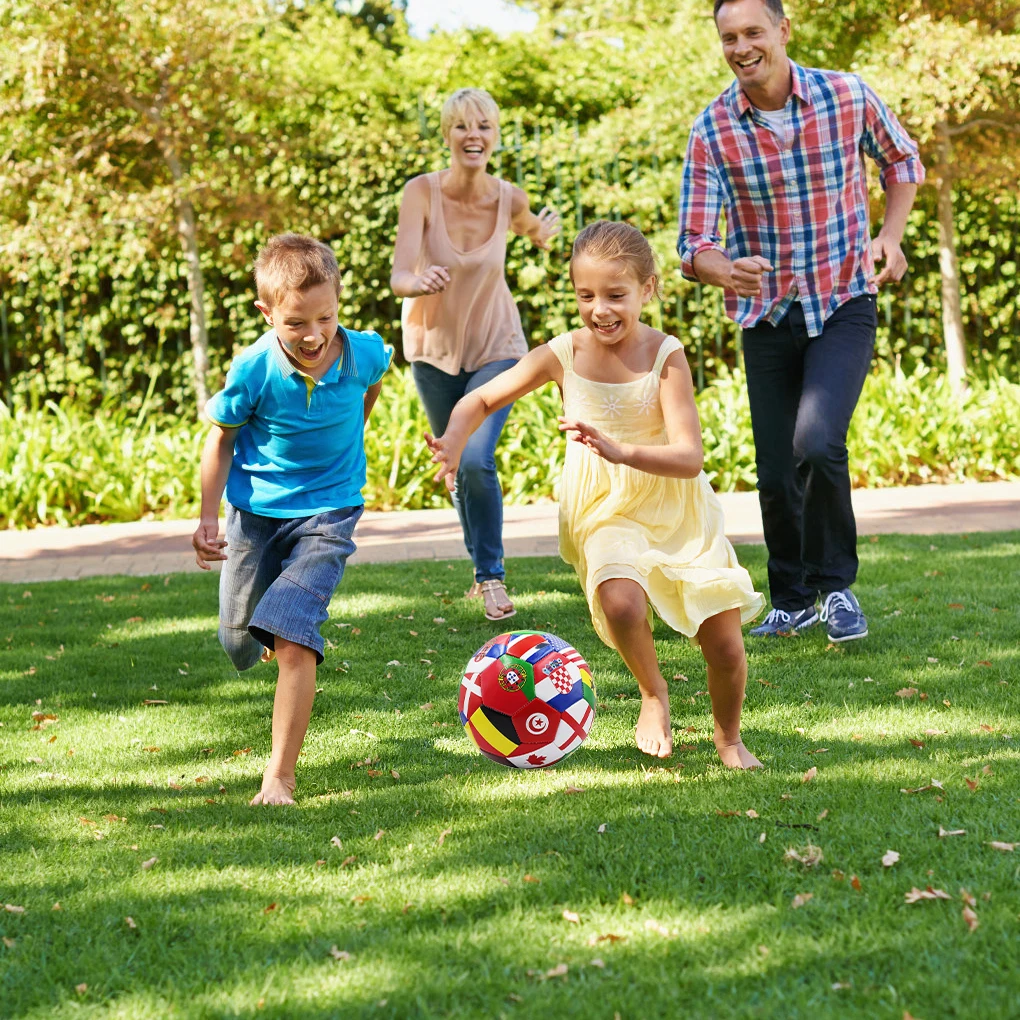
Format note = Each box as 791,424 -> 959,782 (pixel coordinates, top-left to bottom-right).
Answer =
459,631 -> 596,769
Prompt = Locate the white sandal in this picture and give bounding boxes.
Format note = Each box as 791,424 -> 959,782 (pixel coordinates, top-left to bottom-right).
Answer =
479,579 -> 516,622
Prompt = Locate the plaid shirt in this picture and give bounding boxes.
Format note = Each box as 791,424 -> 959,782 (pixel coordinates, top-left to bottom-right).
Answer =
677,61 -> 925,337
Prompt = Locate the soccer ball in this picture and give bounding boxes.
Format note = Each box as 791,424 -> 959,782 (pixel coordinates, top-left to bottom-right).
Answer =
458,630 -> 596,769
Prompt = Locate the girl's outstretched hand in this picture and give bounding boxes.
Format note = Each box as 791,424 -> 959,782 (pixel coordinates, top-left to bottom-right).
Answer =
558,416 -> 626,464
424,432 -> 458,492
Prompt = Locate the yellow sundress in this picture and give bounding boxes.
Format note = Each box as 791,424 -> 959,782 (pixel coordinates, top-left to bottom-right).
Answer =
548,332 -> 764,649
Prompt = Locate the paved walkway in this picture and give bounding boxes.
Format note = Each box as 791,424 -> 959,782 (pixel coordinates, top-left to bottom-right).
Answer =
1,482 -> 1017,584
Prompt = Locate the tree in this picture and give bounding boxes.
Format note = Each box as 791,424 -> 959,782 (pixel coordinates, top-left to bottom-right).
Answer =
859,5 -> 1020,392
0,0 -> 292,409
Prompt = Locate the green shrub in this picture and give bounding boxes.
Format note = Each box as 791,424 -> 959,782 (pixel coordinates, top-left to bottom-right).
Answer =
1,362 -> 1017,529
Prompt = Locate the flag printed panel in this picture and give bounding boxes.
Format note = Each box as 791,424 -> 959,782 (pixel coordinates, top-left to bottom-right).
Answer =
458,630 -> 596,769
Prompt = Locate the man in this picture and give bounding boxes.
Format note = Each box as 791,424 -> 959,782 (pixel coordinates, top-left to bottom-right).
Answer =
677,0 -> 924,641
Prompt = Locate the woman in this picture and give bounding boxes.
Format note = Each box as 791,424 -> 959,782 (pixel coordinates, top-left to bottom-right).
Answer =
391,87 -> 558,621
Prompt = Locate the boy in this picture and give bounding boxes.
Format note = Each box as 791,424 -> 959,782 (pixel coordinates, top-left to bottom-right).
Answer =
192,233 -> 392,806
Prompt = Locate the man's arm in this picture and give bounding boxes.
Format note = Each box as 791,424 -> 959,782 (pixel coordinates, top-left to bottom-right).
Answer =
678,126 -> 774,296
192,425 -> 236,569
872,181 -> 918,286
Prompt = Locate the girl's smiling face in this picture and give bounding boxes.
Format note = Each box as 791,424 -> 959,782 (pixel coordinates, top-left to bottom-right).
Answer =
256,281 -> 340,372
571,254 -> 656,347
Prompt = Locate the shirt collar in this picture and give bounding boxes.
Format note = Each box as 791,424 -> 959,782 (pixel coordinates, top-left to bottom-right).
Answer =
269,329 -> 346,383
731,59 -> 811,118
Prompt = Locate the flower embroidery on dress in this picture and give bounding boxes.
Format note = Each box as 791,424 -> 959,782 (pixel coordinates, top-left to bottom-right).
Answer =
636,386 -> 658,416
600,394 -> 623,418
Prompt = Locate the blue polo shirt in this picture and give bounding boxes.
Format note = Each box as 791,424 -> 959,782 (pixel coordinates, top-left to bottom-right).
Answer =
205,327 -> 392,518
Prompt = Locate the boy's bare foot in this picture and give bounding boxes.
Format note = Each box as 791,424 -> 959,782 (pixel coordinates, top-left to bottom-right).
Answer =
713,737 -> 763,769
636,693 -> 673,758
260,646 -> 276,663
250,774 -> 295,805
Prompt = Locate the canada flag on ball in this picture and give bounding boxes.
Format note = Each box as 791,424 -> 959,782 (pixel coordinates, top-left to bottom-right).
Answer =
459,630 -> 596,768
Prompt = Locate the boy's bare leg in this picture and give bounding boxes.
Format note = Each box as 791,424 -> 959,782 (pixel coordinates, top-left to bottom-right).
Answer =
251,637 -> 317,805
698,609 -> 762,769
597,578 -> 672,758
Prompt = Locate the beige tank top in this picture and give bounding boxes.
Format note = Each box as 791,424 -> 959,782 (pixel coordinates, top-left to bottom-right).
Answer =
400,172 -> 527,374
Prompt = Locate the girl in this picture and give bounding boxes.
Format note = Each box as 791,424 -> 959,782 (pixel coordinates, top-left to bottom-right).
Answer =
426,221 -> 765,766
391,87 -> 559,623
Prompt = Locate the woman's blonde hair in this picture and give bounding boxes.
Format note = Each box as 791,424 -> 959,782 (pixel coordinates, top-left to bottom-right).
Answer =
253,233 -> 342,310
570,220 -> 661,296
440,88 -> 501,147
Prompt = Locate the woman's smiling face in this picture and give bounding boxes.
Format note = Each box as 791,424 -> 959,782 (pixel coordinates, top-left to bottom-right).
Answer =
445,105 -> 498,168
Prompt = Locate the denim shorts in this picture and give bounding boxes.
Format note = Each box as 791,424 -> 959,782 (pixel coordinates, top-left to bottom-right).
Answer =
218,503 -> 363,670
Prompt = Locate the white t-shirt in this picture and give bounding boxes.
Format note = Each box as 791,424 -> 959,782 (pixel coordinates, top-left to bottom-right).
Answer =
758,106 -> 792,147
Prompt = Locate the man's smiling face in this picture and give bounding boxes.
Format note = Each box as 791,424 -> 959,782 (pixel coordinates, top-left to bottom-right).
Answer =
716,0 -> 791,102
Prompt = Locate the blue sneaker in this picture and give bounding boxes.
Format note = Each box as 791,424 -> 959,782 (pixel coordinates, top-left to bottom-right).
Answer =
748,605 -> 819,637
820,588 -> 868,642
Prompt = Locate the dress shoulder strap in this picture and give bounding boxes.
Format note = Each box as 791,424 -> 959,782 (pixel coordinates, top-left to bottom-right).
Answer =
546,333 -> 574,372
651,335 -> 684,377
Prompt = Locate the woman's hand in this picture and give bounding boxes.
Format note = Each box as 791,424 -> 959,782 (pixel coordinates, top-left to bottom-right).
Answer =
558,416 -> 627,464
531,207 -> 560,250
414,265 -> 450,295
424,431 -> 461,491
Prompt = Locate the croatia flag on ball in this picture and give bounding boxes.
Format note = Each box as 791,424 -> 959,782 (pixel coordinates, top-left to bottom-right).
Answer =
458,630 -> 596,769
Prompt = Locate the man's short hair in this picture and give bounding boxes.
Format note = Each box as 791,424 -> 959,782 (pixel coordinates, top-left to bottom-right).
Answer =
713,0 -> 785,24
253,234 -> 342,310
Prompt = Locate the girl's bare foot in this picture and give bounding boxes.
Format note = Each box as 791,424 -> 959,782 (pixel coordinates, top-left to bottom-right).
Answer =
636,693 -> 673,758
713,737 -> 763,769
250,774 -> 296,805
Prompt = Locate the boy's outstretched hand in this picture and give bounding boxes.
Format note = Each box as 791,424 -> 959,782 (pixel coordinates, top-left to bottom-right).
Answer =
424,432 -> 458,492
192,519 -> 228,569
558,417 -> 626,464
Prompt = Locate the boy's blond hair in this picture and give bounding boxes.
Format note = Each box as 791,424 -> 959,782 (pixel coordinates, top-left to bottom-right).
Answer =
570,220 -> 661,297
253,233 -> 342,310
440,88 -> 501,147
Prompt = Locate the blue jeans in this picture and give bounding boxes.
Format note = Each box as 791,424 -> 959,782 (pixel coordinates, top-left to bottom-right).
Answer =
218,503 -> 362,669
742,295 -> 877,611
411,358 -> 518,583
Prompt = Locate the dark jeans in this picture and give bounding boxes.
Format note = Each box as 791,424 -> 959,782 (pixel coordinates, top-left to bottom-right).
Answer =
411,358 -> 518,583
742,295 -> 877,611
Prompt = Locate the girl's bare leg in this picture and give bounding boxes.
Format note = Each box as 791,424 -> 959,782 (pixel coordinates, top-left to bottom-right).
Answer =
250,637 -> 317,805
697,609 -> 762,769
598,578 -> 672,758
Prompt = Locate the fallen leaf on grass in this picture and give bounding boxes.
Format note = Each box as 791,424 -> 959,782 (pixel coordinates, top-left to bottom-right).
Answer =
328,946 -> 352,962
806,748 -> 829,755
785,845 -> 823,868
351,895 -> 372,905
746,809 -> 759,819
75,984 -> 87,995
790,893 -> 813,909
895,688 -> 918,699
3,904 -> 25,914
340,856 -> 357,868
263,903 -> 277,913
597,824 -> 607,834
2,937 -> 13,948
905,886 -> 951,903
961,905 -> 979,932
315,860 -> 326,868
545,963 -> 569,980
562,910 -> 580,924
621,892 -> 634,905
900,780 -> 945,794
589,958 -> 605,968
882,850 -> 900,868
588,933 -> 626,945
755,677 -> 776,687
142,699 -> 168,706
373,829 -> 385,841
124,916 -> 138,932
140,857 -> 157,870
644,919 -> 672,937
938,827 -> 966,838
562,786 -> 585,795
975,661 -> 993,668
420,702 -> 433,711
964,777 -> 980,792
802,767 -> 817,783
909,739 -> 925,749
330,836 -> 343,849
852,875 -> 863,891
437,827 -> 452,846
985,841 -> 1016,852
523,874 -> 540,884
817,809 -> 829,821
924,729 -> 946,736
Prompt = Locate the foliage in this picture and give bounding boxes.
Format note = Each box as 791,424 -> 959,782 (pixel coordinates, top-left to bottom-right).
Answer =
0,0 -> 1017,414
1,537 -> 1019,1016
3,362 -> 1017,529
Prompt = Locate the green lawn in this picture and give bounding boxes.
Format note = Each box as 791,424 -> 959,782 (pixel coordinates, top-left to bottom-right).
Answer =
1,533 -> 1018,1019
